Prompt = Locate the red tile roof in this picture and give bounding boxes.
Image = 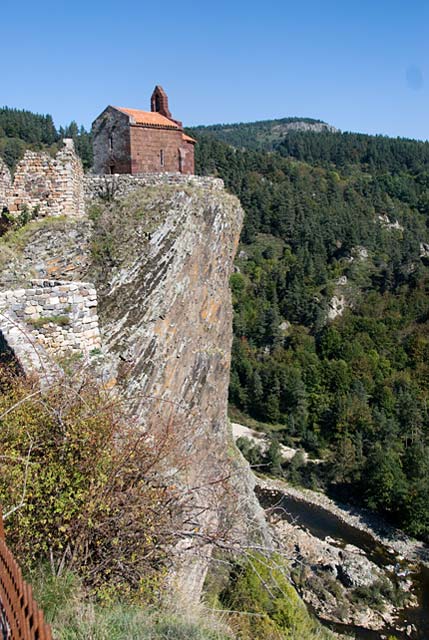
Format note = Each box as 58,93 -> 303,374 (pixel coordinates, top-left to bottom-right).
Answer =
182,133 -> 196,143
114,107 -> 180,129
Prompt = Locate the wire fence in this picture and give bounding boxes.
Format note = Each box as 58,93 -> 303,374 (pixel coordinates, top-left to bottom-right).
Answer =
0,507 -> 52,640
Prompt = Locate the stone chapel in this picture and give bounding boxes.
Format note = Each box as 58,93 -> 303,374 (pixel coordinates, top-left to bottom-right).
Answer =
91,86 -> 196,175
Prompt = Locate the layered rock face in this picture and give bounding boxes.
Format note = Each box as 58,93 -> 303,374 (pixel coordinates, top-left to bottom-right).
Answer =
91,184 -> 271,598
0,181 -> 271,599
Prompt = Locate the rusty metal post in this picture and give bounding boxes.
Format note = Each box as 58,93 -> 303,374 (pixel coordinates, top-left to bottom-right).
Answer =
0,506 -> 4,540
0,504 -> 52,639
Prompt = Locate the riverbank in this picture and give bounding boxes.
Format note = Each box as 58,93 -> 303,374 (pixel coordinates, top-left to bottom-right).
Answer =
256,477 -> 429,639
257,477 -> 429,568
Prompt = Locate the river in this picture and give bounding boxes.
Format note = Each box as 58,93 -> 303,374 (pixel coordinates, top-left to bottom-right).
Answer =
258,486 -> 429,639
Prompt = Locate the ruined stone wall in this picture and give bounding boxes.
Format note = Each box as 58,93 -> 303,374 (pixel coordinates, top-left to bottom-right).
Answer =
0,280 -> 100,358
8,140 -> 85,218
0,158 -> 12,209
84,173 -> 223,201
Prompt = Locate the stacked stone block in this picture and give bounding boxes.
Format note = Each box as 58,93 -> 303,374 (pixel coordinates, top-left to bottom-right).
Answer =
7,140 -> 85,218
0,280 -> 101,358
85,173 -> 224,201
0,158 -> 12,210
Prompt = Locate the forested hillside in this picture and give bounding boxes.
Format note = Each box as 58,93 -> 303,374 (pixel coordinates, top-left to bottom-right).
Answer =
190,116 -> 335,151
193,130 -> 429,541
0,107 -> 92,170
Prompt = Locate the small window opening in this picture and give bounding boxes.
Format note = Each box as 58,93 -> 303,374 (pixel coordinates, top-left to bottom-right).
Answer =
178,148 -> 184,173
108,135 -> 113,151
109,164 -> 115,175
160,149 -> 165,167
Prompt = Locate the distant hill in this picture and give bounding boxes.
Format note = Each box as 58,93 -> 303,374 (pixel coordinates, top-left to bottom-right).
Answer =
189,117 -> 338,151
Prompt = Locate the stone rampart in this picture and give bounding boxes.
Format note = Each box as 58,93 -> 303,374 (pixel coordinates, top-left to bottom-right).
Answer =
84,172 -> 224,201
7,140 -> 85,218
0,158 -> 12,209
0,279 -> 100,359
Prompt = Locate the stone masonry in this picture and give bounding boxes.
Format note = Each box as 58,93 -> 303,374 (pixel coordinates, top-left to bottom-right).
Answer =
0,280 -> 100,359
6,139 -> 85,218
0,158 -> 12,209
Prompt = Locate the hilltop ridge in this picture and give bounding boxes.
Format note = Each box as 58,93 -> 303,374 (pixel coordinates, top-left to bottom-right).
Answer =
189,116 -> 338,151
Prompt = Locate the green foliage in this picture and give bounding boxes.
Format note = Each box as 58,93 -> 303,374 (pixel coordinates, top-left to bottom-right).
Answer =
0,106 -> 91,171
278,130 -> 429,174
0,370 -> 175,595
218,553 -> 334,639
194,127 -> 429,540
351,578 -> 408,612
188,117 -> 327,152
28,315 -> 70,328
30,566 -> 233,640
59,122 -> 93,170
235,437 -> 264,468
0,107 -> 58,145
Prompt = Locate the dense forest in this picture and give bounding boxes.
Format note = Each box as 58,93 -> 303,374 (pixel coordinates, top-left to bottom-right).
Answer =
0,107 -> 92,170
191,125 -> 429,541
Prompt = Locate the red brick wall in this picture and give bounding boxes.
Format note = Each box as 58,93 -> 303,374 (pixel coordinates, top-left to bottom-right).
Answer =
130,126 -> 194,175
180,141 -> 195,174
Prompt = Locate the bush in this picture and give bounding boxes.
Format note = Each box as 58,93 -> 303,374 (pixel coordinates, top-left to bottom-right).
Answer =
0,368 -> 177,597
218,553 -> 334,639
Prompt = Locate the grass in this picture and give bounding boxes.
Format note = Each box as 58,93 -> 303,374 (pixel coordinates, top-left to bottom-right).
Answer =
29,558 -> 336,640
30,567 -> 234,640
0,216 -> 70,273
28,315 -> 70,328
206,553 -> 335,640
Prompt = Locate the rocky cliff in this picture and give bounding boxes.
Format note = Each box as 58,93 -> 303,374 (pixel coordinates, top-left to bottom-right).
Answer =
0,178 -> 271,600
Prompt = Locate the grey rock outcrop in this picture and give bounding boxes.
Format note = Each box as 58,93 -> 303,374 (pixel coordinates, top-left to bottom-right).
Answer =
90,185 -> 272,599
273,121 -> 338,135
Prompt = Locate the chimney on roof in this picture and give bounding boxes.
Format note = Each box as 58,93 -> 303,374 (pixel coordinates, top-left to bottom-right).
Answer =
151,85 -> 172,119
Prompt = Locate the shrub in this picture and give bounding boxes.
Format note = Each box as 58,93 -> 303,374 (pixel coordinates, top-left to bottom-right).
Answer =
0,368 -> 177,597
218,553 -> 334,639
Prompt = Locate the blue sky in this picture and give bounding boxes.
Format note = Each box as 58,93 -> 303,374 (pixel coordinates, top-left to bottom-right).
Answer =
1,0 -> 429,139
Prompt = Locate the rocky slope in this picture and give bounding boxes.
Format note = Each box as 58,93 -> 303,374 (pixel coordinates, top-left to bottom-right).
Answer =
189,117 -> 337,151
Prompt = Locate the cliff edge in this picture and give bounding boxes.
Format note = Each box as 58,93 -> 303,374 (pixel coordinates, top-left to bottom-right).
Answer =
0,177 -> 271,600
